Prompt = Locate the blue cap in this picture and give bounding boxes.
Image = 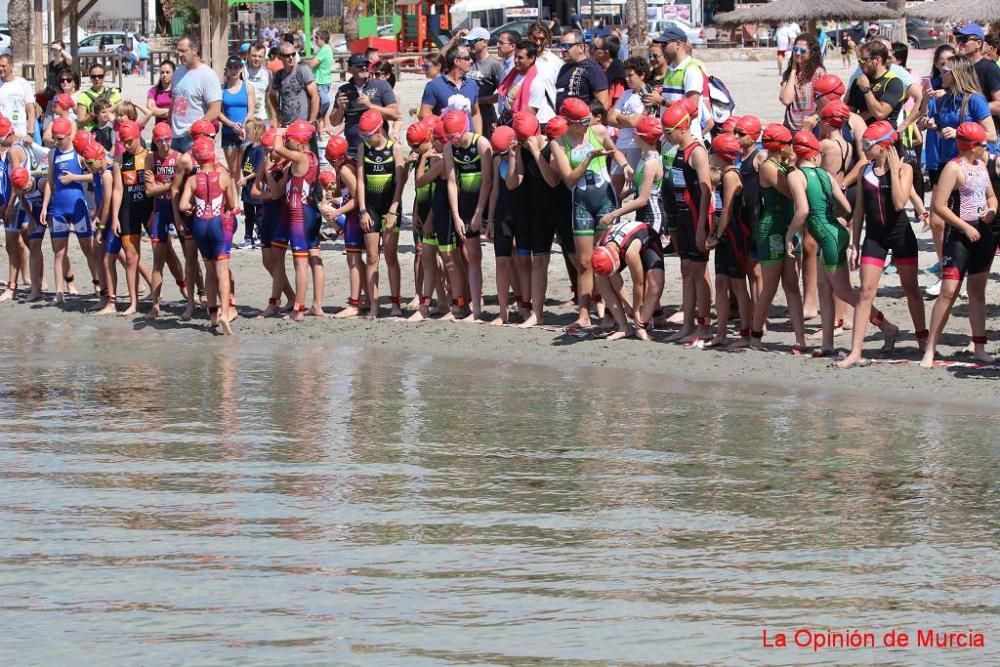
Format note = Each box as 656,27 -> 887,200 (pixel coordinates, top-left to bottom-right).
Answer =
240,42 -> 251,52
954,24 -> 985,40
653,27 -> 688,44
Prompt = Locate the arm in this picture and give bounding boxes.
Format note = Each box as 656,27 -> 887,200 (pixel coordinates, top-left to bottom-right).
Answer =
143,153 -> 165,197
887,149 -> 913,211
178,174 -> 195,214
505,148 -> 522,191
245,86 -> 256,132
201,100 -> 222,123
707,170 -> 741,247
76,103 -> 91,127
97,172 -> 113,226
601,158 -> 658,225
306,81 -> 319,122
932,164 -> 979,240
830,175 -> 853,218
690,146 -> 713,250
897,82 -> 923,133
444,145 -> 465,240
170,156 -> 191,229
40,149 -> 55,221
786,170 -> 809,253
982,115 -> 998,144
417,103 -> 435,120
330,87 -> 347,126
850,169 -> 865,247
220,172 -> 236,212
778,74 -> 797,106
26,99 -> 37,137
471,138 -> 493,231
600,127 -> 631,181
332,166 -> 358,216
486,156 -> 501,233
415,154 -> 443,187
267,87 -> 280,125
111,163 -> 124,235
384,144 -> 408,228
594,89 -> 609,110
471,103 -> 482,135
531,138 -> 561,188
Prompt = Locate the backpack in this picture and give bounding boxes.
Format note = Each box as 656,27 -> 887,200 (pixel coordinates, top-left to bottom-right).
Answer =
704,73 -> 736,124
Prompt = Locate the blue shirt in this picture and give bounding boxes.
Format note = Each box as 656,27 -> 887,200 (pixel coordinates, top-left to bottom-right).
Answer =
421,75 -> 479,127
931,91 -> 990,168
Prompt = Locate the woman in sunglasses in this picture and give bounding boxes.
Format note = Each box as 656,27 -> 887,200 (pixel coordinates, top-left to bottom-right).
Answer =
922,122 -> 998,368
779,34 -> 826,132
838,122 -> 926,368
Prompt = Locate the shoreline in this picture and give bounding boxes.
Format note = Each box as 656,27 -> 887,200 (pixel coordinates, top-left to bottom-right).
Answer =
3,236 -> 999,416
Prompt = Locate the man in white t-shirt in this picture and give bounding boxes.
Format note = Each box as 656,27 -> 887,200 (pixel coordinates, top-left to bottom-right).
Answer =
242,41 -> 272,125
775,22 -> 792,76
0,55 -> 37,142
496,40 -> 556,126
526,22 -> 562,86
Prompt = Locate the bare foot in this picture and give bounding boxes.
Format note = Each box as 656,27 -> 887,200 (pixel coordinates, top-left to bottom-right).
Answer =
704,335 -> 728,348
811,348 -> 836,358
518,313 -> 539,328
95,302 -> 117,315
458,312 -> 480,323
635,327 -> 651,342
973,351 -> 995,364
652,313 -> 670,329
808,325 -> 844,340
879,324 -> 899,354
439,310 -> 457,322
803,310 -> 819,321
227,308 -> 238,323
489,315 -> 506,326
595,301 -> 606,319
407,308 -> 426,323
836,354 -> 865,369
750,341 -> 769,352
406,296 -> 420,310
87,299 -> 108,312
24,290 -> 42,303
666,327 -> 693,342
220,318 -> 234,336
607,326 -> 634,341
919,353 -> 936,369
666,310 -> 684,325
574,315 -> 592,329
54,291 -> 65,304
119,303 -> 137,317
728,337 -> 750,349
309,306 -> 331,319
334,304 -> 360,319
0,289 -> 14,303
390,305 -> 403,318
559,297 -> 576,309
148,302 -> 160,319
66,282 -> 79,296
180,304 -> 195,321
600,313 -> 614,329
257,304 -> 280,319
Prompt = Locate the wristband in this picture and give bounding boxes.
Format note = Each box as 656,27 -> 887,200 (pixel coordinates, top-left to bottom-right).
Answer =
359,208 -> 368,215
859,86 -> 872,94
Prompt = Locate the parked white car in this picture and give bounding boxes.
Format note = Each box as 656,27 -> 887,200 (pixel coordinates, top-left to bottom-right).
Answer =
0,32 -> 11,56
77,31 -> 132,55
649,18 -> 706,46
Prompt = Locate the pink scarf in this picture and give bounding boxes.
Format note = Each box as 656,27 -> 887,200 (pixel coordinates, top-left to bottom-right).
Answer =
496,65 -> 537,115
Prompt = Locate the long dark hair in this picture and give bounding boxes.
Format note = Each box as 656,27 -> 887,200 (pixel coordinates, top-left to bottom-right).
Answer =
782,33 -> 823,84
931,43 -> 956,80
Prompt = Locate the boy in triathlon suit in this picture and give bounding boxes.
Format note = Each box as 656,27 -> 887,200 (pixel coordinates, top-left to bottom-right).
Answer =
705,132 -> 752,348
0,114 -> 21,302
3,164 -> 36,301
592,219 -> 665,342
485,125 -> 522,324
41,118 -> 96,303
403,121 -> 444,322
320,135 -> 366,320
179,136 -> 236,335
787,130 -> 898,358
144,122 -> 187,318
109,120 -> 154,316
271,120 -> 323,321
251,127 -> 295,318
734,115 -> 766,310
170,119 -> 215,320
78,139 -> 117,313
660,101 -> 712,344
443,109 -> 493,322
921,122 -> 998,367
551,97 -> 630,329
356,109 -> 407,318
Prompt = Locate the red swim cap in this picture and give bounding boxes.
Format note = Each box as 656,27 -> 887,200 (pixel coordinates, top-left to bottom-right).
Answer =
720,116 -> 739,134
813,74 -> 846,100
405,121 -> 431,147
735,115 -> 762,139
559,97 -> 591,122
792,130 -> 821,159
661,103 -> 692,132
634,115 -> 663,144
51,116 -> 72,138
325,134 -> 348,161
191,118 -> 216,138
761,123 -> 792,151
10,166 -> 30,190
490,125 -> 516,153
711,132 -> 742,161
359,108 -> 384,135
55,93 -> 76,111
545,115 -> 569,139
152,122 -> 172,142
261,127 -> 277,148
442,110 -> 468,139
192,136 -> 216,164
72,129 -> 93,153
861,120 -> 898,150
819,100 -> 851,129
591,246 -> 617,276
82,139 -> 107,162
512,111 -> 540,140
118,120 -> 141,142
956,121 -> 987,152
318,170 -> 336,188
285,119 -> 315,144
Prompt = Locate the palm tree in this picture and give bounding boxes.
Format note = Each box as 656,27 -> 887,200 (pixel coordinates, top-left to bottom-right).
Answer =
8,0 -> 32,64
345,0 -> 363,42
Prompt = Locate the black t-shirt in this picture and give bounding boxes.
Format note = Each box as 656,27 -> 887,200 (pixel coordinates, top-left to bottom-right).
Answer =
555,58 -> 609,110
847,70 -> 905,127
974,58 -> 1000,133
335,78 -> 397,154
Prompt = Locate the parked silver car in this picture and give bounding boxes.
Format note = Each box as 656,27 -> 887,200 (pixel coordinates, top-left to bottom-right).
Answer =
77,31 -> 131,55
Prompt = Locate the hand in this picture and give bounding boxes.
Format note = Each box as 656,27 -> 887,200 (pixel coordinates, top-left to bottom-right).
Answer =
144,171 -> 155,187
786,233 -> 798,257
695,227 -> 707,253
704,234 -> 718,250
454,215 -> 466,241
801,115 -> 818,132
385,206 -> 399,230
964,223 -> 981,242
919,210 -> 930,232
598,213 -> 613,228
360,211 -> 372,233
39,208 -> 47,224
112,219 -> 121,237
847,244 -> 860,271
59,172 -> 76,185
940,127 -> 956,140
337,93 -> 349,110
622,165 -> 634,183
237,124 -> 246,141
469,211 -> 481,233
641,90 -> 663,106
856,73 -> 870,90
24,134 -> 33,146
981,208 -> 996,224
357,94 -> 371,108
485,220 -> 494,240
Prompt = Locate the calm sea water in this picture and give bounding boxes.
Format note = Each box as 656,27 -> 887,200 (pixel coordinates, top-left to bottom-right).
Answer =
1,322 -> 998,665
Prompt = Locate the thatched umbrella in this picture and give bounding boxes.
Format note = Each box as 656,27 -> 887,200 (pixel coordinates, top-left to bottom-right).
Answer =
906,0 -> 1000,23
714,0 -> 901,26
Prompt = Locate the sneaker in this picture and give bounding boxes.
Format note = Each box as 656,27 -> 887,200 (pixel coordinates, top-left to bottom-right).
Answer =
925,279 -> 942,297
960,287 -> 968,300
925,261 -> 941,276
884,262 -> 898,275
235,239 -> 254,250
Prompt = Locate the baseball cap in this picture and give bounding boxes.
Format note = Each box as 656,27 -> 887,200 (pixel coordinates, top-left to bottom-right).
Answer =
240,42 -> 251,53
226,56 -> 243,70
653,27 -> 688,44
348,54 -> 370,68
464,27 -> 491,43
954,24 -> 985,40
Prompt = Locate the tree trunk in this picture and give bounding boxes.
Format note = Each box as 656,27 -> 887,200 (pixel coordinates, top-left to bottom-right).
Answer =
8,0 -> 32,64
344,0 -> 363,43
887,0 -> 907,46
625,0 -> 647,52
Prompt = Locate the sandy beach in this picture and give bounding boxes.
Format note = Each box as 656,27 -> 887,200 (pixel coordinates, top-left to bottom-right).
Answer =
4,51 -> 1000,411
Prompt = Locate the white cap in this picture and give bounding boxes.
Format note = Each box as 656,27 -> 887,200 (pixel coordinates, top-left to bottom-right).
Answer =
464,27 -> 491,43
868,23 -> 881,32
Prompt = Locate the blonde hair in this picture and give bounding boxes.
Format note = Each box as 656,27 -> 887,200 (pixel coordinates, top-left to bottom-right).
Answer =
946,55 -> 985,123
116,100 -> 139,121
243,118 -> 265,145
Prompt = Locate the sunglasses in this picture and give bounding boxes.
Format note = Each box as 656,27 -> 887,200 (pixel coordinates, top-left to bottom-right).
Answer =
52,134 -> 68,141
791,46 -> 808,54
941,67 -> 953,74
857,57 -> 869,66
455,55 -> 472,61
154,136 -> 172,143
421,63 -> 433,70
279,52 -> 295,58
558,42 -> 579,51
91,73 -> 105,79
734,129 -> 748,137
59,78 -> 73,83
85,157 -> 104,166
956,36 -> 980,45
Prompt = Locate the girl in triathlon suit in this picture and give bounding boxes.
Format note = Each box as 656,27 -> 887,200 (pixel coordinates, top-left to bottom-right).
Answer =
144,122 -> 187,318
660,101 -> 712,344
599,116 -> 664,235
41,118 -> 96,303
838,121 -> 927,368
734,115 -> 766,313
551,97 -> 631,330
110,120 -> 154,316
787,131 -> 898,358
3,166 -> 36,302
750,124 -> 806,352
922,122 -> 998,368
79,139 -> 116,313
705,132 -> 752,348
252,127 -> 295,318
485,125 -> 520,325
592,219 -> 665,342
179,136 -> 236,335
320,135 -> 366,320
356,109 -> 407,318
272,120 -> 323,321
443,110 -> 493,322
0,115 -> 20,302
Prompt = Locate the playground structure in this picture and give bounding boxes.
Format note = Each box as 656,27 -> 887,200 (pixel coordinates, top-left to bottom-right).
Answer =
396,0 -> 453,54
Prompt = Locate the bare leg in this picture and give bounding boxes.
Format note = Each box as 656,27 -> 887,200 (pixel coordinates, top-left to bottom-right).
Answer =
801,231 -> 819,319
461,235 -> 483,321
120,237 -> 140,316
572,235 -> 594,328
920,278 -> 961,368
520,253 -> 550,328
514,253 -> 532,321
383,231 -> 402,316
363,233 -> 380,320
25,237 -> 45,302
965,272 -> 993,363
308,250 -> 328,317
215,258 -> 233,335
289,254 -> 310,322
51,237 -> 68,302
491,255 -> 513,325
336,251 -> 364,319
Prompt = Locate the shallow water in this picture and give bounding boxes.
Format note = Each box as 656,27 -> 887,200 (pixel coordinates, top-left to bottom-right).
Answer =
1,322 -> 998,665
